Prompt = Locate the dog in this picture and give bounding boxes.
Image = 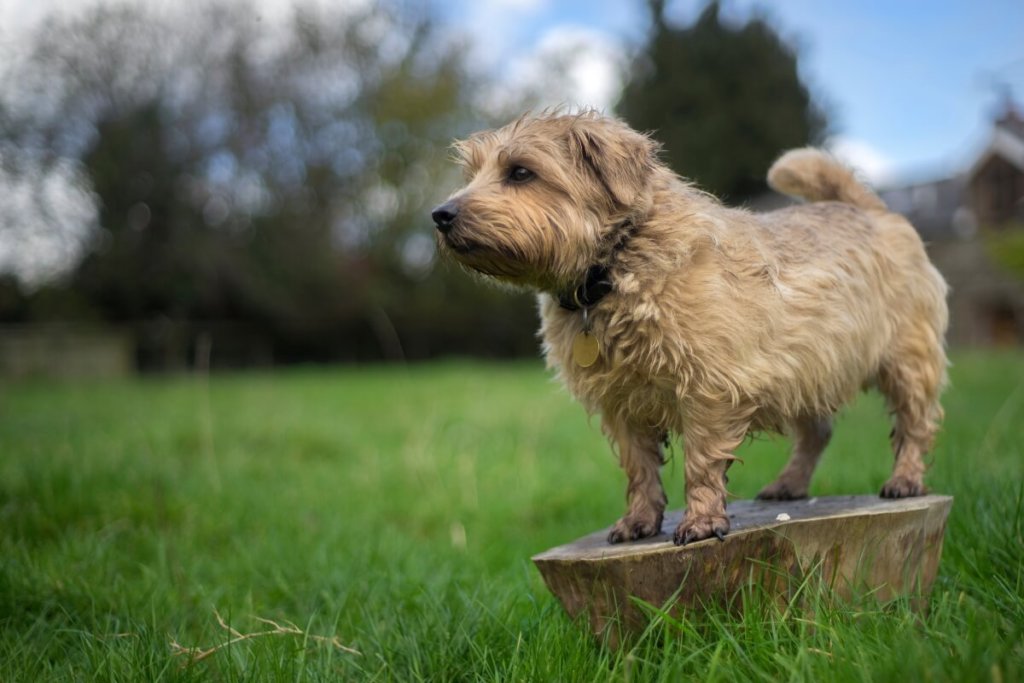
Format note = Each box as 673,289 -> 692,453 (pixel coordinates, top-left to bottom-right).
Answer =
431,111 -> 948,545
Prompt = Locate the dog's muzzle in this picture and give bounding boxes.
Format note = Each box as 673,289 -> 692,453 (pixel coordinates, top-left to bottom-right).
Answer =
431,200 -> 459,234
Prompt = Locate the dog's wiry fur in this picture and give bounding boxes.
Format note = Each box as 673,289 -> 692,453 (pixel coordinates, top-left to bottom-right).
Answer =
435,112 -> 948,545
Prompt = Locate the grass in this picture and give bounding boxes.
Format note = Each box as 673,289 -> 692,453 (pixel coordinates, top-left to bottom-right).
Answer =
1,352 -> 1022,681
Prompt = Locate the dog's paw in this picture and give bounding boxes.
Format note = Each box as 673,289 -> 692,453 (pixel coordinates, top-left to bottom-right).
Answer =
607,512 -> 664,544
880,476 -> 926,498
756,481 -> 808,501
673,513 -> 729,546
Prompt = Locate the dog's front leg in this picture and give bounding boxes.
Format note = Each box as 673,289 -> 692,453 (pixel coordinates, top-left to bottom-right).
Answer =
605,422 -> 667,544
674,421 -> 745,545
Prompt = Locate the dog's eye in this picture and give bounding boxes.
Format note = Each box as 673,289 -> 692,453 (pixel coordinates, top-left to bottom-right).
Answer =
509,166 -> 535,183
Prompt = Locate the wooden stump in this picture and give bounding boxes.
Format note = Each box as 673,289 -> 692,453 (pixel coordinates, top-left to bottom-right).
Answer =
533,495 -> 952,644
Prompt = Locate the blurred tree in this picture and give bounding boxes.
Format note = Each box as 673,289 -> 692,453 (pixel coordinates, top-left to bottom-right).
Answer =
618,0 -> 828,202
0,1 -> 539,365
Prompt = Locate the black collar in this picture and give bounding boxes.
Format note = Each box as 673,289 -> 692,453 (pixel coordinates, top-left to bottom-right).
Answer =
557,219 -> 636,312
558,264 -> 612,311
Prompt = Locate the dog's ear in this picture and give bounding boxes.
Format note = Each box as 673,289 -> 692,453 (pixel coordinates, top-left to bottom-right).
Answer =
568,117 -> 658,208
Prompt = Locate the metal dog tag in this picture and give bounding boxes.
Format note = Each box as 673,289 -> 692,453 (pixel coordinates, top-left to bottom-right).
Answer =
573,331 -> 600,367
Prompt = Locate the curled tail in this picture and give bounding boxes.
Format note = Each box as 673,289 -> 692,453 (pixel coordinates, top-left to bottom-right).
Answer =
767,148 -> 887,211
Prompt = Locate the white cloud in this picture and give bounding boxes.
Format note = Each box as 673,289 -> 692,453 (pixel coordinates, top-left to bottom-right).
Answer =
825,135 -> 896,186
531,26 -> 626,109
476,24 -> 627,115
487,0 -> 546,9
0,155 -> 97,287
459,0 -> 547,70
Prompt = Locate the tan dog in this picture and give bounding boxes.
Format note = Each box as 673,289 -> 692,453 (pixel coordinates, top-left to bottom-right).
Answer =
432,112 -> 948,545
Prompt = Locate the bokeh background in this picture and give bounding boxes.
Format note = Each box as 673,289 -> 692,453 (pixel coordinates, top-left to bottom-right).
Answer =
2,2 -> 1024,679
0,0 -> 1022,371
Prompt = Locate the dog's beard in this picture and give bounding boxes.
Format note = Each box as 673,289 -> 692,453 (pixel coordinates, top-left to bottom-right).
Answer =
438,229 -> 533,283
450,245 -> 528,282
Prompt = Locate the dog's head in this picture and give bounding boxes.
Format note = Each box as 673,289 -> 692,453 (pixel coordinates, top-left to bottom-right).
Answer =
432,112 -> 658,291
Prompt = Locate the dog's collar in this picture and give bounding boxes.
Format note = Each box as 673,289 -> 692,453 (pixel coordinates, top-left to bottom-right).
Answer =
557,219 -> 636,312
558,264 -> 612,312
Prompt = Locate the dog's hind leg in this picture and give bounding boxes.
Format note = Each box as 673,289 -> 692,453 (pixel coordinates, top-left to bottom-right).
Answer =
757,415 -> 832,501
605,422 -> 667,544
877,325 -> 947,498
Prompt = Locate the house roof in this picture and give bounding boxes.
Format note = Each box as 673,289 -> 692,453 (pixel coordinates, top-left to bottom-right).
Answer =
968,116 -> 1024,178
878,176 -> 968,241
996,107 -> 1024,140
876,103 -> 1024,241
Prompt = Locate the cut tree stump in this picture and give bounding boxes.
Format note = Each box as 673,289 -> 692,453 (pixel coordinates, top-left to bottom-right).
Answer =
533,495 -> 952,644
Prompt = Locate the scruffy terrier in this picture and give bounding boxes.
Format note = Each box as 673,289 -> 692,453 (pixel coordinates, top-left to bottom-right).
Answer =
432,112 -> 948,545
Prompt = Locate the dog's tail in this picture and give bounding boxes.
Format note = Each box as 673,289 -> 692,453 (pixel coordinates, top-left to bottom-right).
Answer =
767,148 -> 887,211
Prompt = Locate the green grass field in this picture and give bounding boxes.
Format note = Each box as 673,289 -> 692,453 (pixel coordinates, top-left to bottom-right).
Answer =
2,353 -> 1022,681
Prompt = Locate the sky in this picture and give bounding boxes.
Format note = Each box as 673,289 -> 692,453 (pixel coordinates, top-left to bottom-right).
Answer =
430,0 -> 1024,185
2,0 -> 1021,183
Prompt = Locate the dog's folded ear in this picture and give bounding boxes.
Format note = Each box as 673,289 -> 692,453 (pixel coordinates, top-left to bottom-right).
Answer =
567,116 -> 658,208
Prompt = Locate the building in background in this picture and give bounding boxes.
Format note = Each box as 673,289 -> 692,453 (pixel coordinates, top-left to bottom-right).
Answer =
880,103 -> 1024,347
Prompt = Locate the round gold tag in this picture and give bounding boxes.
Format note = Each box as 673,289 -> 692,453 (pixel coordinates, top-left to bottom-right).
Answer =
573,331 -> 600,367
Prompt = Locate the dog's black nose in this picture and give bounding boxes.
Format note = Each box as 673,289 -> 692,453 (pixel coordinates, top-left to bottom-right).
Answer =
432,201 -> 459,233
